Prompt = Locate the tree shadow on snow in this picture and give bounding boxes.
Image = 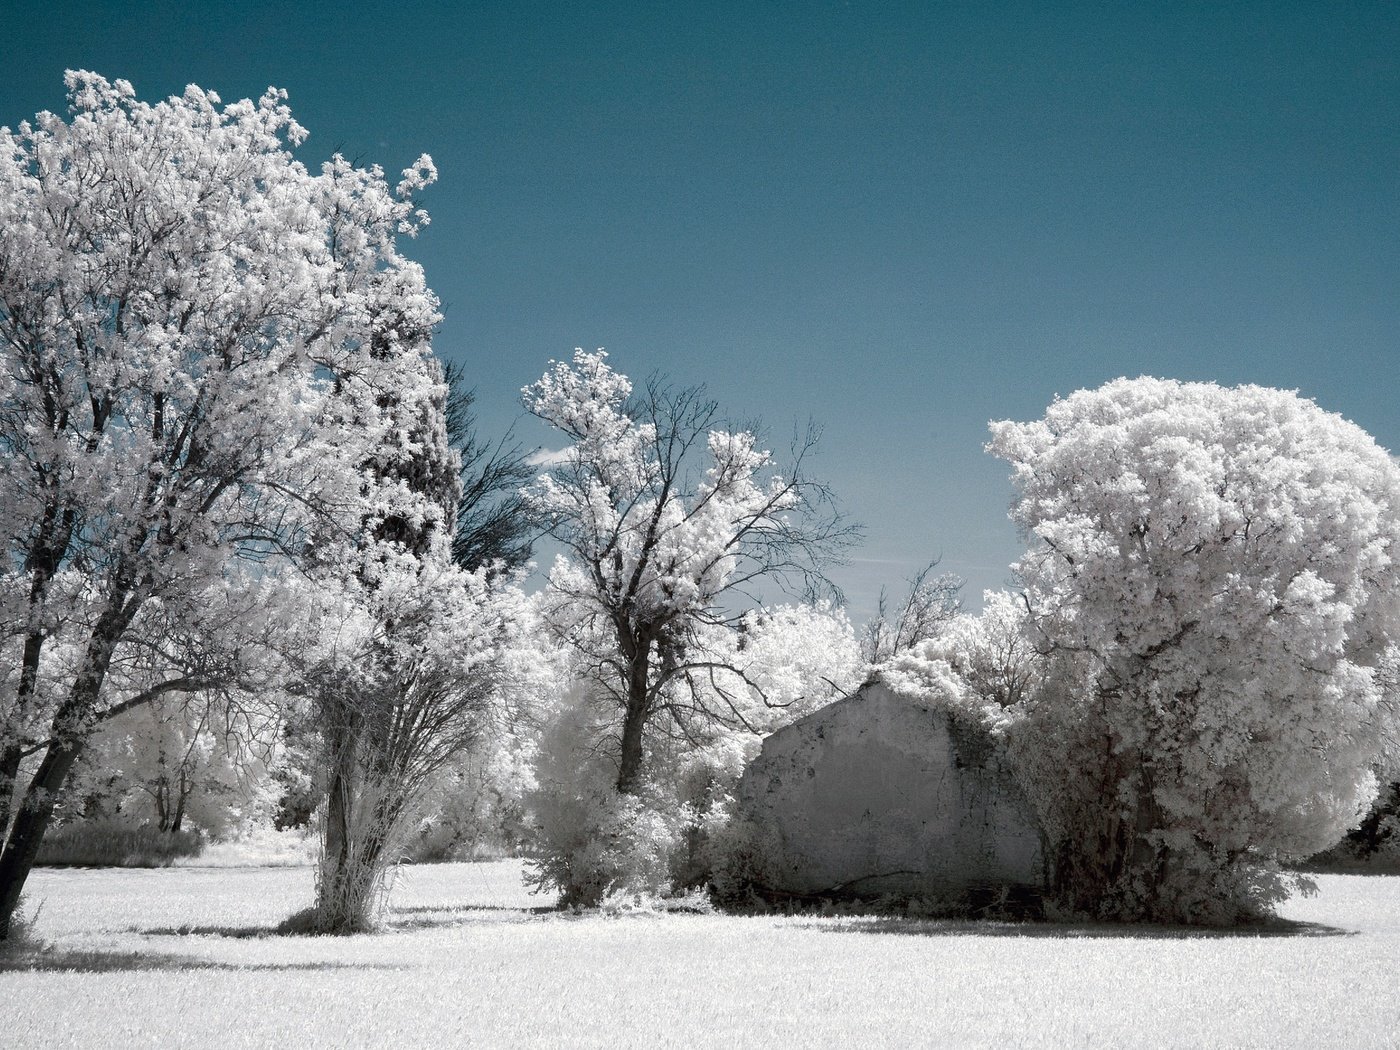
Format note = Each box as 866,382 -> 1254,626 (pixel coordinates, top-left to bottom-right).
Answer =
134,923 -> 277,938
391,903 -> 554,916
386,903 -> 555,930
126,904 -> 552,938
806,915 -> 1352,940
0,946 -> 408,973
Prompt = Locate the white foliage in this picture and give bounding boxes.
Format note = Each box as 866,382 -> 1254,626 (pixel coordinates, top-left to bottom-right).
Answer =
879,591 -> 1037,731
66,693 -> 281,838
0,69 -> 445,743
523,350 -> 800,630
0,71 -> 454,930
987,377 -> 1400,921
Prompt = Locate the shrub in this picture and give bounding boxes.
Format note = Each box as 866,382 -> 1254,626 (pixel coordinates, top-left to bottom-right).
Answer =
35,819 -> 203,867
706,815 -> 774,910
524,680 -> 767,908
527,780 -> 686,909
400,738 -> 537,864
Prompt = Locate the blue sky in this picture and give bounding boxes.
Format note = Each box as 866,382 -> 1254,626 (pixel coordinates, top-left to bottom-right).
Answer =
5,1 -> 1397,619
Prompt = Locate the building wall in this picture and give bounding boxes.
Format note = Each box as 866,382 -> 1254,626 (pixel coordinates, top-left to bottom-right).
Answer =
736,681 -> 1044,901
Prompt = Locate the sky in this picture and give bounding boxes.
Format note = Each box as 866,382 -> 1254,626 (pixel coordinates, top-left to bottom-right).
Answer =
4,1 -> 1397,620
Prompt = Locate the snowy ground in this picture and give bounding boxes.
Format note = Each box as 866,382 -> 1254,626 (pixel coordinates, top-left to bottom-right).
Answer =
3,861 -> 1398,1048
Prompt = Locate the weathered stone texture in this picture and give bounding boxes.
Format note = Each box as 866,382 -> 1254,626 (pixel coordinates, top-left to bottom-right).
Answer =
736,682 -> 1044,901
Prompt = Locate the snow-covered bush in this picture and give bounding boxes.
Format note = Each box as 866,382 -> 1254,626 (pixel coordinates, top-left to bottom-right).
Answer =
524,681 -> 683,907
403,746 -> 531,863
397,589 -> 565,865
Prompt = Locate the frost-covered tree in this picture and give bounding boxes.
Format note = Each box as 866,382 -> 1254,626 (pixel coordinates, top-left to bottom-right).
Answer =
295,556 -> 516,932
61,690 -> 280,838
988,377 -> 1400,923
522,350 -> 853,797
0,72 -> 439,936
521,350 -> 855,903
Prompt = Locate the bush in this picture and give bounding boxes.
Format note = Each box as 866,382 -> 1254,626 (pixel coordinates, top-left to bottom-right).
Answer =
524,681 -> 759,908
986,379 -> 1400,924
706,815 -> 775,910
399,742 -> 536,864
527,782 -> 685,908
35,819 -> 203,867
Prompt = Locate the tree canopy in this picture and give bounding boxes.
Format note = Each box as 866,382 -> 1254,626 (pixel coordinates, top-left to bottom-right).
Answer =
985,377 -> 1400,921
0,71 -> 444,935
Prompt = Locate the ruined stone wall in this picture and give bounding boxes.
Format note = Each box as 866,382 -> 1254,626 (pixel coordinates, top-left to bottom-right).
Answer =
735,682 -> 1044,902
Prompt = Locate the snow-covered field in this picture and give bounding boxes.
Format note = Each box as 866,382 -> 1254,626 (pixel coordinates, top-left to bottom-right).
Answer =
3,862 -> 1398,1048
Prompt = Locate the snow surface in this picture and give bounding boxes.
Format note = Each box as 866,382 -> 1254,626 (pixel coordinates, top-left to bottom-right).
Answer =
3,861 -> 1396,1048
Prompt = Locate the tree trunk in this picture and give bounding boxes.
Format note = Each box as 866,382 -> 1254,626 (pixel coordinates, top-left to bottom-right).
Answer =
171,775 -> 188,834
0,741 -> 83,938
334,786 -> 398,931
2,632 -> 55,847
615,704 -> 647,796
154,776 -> 171,832
615,639 -> 653,796
0,746 -> 22,848
4,503 -> 77,845
315,779 -> 396,932
0,597 -> 135,938
321,753 -> 355,905
323,703 -> 358,879
313,705 -> 389,933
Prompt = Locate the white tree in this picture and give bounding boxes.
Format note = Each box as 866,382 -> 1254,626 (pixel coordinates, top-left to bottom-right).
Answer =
62,689 -> 281,838
0,72 -> 439,936
293,552 -> 517,932
523,349 -> 853,796
987,377 -> 1400,923
521,350 -> 855,903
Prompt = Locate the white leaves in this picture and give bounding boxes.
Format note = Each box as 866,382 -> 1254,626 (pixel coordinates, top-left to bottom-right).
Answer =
0,72 -> 448,743
522,349 -> 650,500
523,350 -> 794,626
988,378 -> 1400,913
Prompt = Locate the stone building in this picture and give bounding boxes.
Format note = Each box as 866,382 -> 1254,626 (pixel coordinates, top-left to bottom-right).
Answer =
734,681 -> 1045,907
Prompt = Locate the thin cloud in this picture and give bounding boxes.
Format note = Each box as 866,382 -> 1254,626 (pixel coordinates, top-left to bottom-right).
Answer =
525,447 -> 572,467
